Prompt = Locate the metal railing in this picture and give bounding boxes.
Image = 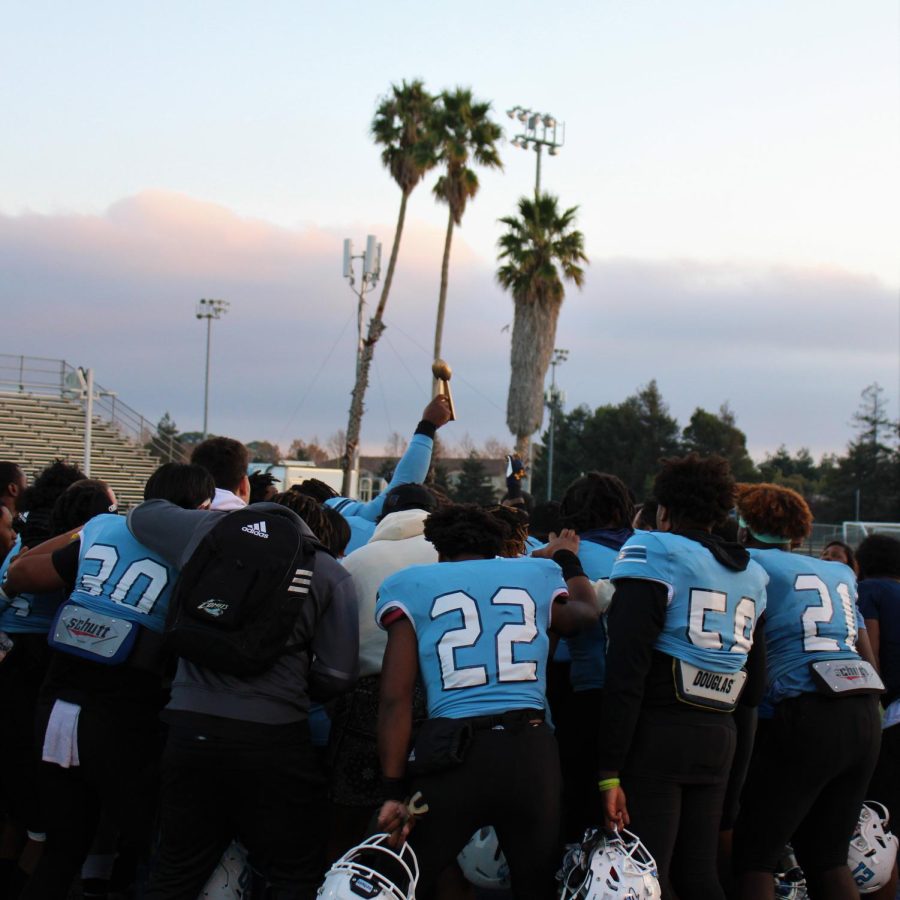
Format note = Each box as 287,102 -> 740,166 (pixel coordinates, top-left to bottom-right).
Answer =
0,354 -> 185,463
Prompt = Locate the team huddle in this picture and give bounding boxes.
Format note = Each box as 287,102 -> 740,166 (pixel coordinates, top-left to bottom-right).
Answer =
0,392 -> 898,900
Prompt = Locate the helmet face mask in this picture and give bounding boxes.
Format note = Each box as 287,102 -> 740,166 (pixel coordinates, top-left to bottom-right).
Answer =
848,801 -> 899,894
317,834 -> 419,900
457,827 -> 511,890
559,828 -> 661,899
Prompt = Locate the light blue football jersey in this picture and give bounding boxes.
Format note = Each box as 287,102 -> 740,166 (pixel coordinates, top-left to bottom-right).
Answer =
611,532 -> 768,674
376,556 -> 567,719
68,514 -> 178,633
0,536 -> 64,633
565,539 -> 621,691
749,549 -> 862,698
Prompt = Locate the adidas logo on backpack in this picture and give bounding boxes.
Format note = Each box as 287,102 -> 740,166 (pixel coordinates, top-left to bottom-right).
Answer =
167,507 -> 321,676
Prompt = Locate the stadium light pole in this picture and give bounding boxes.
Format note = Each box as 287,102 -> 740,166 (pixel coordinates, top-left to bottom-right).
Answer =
506,106 -> 565,197
545,348 -> 569,501
340,236 -> 382,496
196,298 -> 230,440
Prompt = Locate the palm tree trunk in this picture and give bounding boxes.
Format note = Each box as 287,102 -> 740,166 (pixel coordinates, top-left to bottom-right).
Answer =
432,209 -> 455,394
507,294 -> 560,491
341,190 -> 409,496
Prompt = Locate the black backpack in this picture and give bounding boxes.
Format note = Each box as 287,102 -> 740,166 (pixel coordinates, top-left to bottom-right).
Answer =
166,506 -> 320,676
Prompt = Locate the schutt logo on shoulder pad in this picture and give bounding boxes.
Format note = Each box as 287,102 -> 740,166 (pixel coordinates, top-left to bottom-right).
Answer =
241,521 -> 269,539
198,599 -> 229,618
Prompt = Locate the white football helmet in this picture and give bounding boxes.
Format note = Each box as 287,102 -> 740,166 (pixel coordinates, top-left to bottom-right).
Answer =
200,841 -> 252,899
559,828 -> 661,899
457,826 -> 511,890
317,834 -> 418,900
848,801 -> 899,894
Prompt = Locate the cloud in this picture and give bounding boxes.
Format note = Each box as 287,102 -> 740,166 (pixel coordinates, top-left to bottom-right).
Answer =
0,192 -> 895,462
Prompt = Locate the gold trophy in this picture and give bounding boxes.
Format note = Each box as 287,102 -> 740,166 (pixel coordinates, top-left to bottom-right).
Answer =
431,359 -> 456,421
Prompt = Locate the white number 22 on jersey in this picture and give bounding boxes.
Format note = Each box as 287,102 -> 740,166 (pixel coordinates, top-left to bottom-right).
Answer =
432,588 -> 538,691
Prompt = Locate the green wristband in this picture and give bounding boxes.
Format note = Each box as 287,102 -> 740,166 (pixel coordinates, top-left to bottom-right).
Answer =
597,777 -> 621,792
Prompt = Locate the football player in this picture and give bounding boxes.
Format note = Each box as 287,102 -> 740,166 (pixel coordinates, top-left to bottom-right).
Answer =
7,464 -> 215,900
597,454 -> 768,899
374,503 -> 598,899
555,472 -> 635,842
733,483 -> 882,900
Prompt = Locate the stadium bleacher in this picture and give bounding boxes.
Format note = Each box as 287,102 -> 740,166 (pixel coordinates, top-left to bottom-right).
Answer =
0,355 -> 183,509
0,391 -> 164,509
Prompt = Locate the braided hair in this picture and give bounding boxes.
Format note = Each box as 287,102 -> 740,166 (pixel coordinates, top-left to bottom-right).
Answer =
559,472 -> 634,532
291,478 -> 339,503
271,491 -> 335,552
487,505 -> 530,558
423,503 -> 508,559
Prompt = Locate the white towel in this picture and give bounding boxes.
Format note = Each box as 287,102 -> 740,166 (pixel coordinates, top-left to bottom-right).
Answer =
42,699 -> 81,768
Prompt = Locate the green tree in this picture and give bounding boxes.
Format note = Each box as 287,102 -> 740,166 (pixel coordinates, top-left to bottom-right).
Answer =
819,384 -> 899,521
532,381 -> 681,500
431,88 -> 502,389
682,404 -> 758,481
497,194 -> 588,464
342,79 -> 439,495
148,412 -> 185,462
452,452 -> 497,505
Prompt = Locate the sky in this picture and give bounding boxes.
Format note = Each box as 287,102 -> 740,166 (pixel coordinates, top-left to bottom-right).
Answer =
1,1 -> 898,461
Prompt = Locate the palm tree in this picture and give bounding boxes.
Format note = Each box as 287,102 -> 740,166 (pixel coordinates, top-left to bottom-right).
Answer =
496,194 -> 588,464
342,79 -> 438,495
431,88 -> 503,391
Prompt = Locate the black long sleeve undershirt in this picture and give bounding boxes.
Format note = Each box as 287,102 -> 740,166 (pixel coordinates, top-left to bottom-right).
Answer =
597,578 -> 668,773
596,581 -> 768,773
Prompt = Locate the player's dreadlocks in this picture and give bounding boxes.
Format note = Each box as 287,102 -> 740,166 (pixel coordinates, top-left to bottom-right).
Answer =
654,454 -> 734,529
735,482 -> 812,543
272,491 -> 335,553
487,505 -> 530,558
291,478 -> 339,503
559,472 -> 634,532
424,503 -> 508,559
49,479 -> 115,535
323,506 -> 351,558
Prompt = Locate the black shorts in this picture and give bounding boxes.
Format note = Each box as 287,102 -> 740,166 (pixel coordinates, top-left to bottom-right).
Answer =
733,692 -> 881,875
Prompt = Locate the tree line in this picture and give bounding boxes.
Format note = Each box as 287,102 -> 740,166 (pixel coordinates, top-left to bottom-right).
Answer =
531,380 -> 900,524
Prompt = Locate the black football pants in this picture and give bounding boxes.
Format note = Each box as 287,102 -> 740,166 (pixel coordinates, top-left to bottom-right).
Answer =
144,719 -> 327,900
406,720 -> 561,900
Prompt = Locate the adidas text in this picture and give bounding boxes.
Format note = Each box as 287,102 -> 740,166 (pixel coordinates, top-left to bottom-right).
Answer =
241,522 -> 269,539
